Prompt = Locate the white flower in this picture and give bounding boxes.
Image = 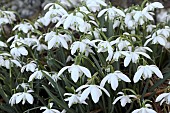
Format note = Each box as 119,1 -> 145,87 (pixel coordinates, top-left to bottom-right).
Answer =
16,83 -> 30,90
28,70 -> 50,82
9,90 -> 34,106
64,93 -> 87,108
96,40 -> 118,61
132,104 -> 156,113
70,39 -> 95,56
82,0 -> 107,12
100,71 -> 131,90
21,61 -> 37,73
45,31 -> 70,50
155,92 -> 170,105
121,50 -> 151,67
10,46 -> 28,58
40,103 -> 62,113
58,64 -> 91,82
146,25 -> 156,32
133,65 -> 163,83
144,28 -> 170,46
13,22 -> 34,33
98,7 -> 125,20
76,85 -> 110,103
143,2 -> 164,12
113,92 -> 136,107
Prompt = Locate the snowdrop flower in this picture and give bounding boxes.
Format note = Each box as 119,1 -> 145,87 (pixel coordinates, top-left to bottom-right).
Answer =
70,39 -> 95,56
28,69 -> 50,82
100,71 -> 131,90
64,93 -> 87,108
10,46 -> 28,58
40,103 -> 62,113
133,65 -> 163,83
16,83 -> 30,90
82,0 -> 107,12
143,2 -> 164,12
58,64 -> 91,82
132,104 -> 156,113
59,12 -> 90,32
45,31 -> 70,50
76,85 -> 110,103
21,61 -> 37,73
155,92 -> 170,105
98,7 -> 125,20
13,22 -> 34,33
96,40 -> 118,61
43,3 -> 68,24
121,49 -> 151,67
113,92 -> 136,107
9,90 -> 34,106
144,28 -> 170,46
146,25 -> 156,32
0,10 -> 16,25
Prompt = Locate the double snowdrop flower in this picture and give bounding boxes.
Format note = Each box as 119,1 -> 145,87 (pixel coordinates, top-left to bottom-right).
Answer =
96,40 -> 118,61
145,27 -> 170,46
64,93 -> 87,108
76,85 -> 110,103
98,6 -> 125,20
113,92 -> 136,107
10,46 -> 28,59
13,22 -> 34,33
121,47 -> 151,67
132,103 -> 156,113
40,103 -> 65,113
28,69 -> 50,82
82,0 -> 107,12
70,39 -> 95,56
45,31 -> 71,50
100,71 -> 131,90
0,10 -> 16,25
155,92 -> 170,105
133,65 -> 163,83
21,61 -> 37,73
9,90 -> 34,106
58,64 -> 91,82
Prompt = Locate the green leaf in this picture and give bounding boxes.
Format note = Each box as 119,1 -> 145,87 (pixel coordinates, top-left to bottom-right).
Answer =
42,85 -> 75,113
0,84 -> 9,103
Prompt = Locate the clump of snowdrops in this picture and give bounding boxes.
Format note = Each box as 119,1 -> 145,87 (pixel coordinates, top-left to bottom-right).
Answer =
0,0 -> 170,113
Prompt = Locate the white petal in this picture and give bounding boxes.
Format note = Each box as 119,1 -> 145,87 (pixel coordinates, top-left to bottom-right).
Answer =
97,9 -> 108,17
133,67 -> 144,83
76,85 -> 89,92
110,76 -> 118,90
79,87 -> 91,102
70,67 -> 79,82
91,87 -> 102,103
124,56 -> 131,67
113,96 -> 122,105
100,74 -> 110,87
58,66 -> 70,76
116,71 -> 131,82
97,86 -> 110,97
150,65 -> 163,79
78,66 -> 91,78
18,47 -> 28,56
25,93 -> 34,104
16,94 -> 24,104
155,93 -> 169,102
48,37 -> 57,49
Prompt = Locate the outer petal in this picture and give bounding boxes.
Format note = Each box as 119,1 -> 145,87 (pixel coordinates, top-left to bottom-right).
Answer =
76,85 -> 89,92
25,93 -> 34,104
18,47 -> 28,56
155,93 -> 169,102
150,65 -> 163,79
48,37 -> 57,49
91,87 -> 102,103
133,67 -> 144,83
113,96 -> 122,105
78,66 -> 91,78
116,71 -> 131,82
124,55 -> 131,67
110,76 -> 118,90
79,87 -> 91,102
57,66 -> 70,76
16,93 -> 24,104
70,67 -> 79,82
100,74 -> 111,87
146,108 -> 157,113
58,37 -> 68,49
97,9 -> 108,17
